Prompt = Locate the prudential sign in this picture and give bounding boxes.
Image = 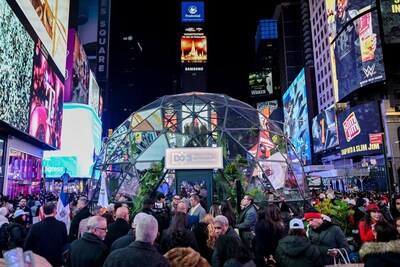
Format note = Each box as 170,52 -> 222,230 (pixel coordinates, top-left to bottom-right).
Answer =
182,2 -> 204,23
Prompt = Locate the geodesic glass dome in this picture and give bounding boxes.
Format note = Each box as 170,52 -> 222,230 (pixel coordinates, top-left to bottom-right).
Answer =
89,92 -> 308,206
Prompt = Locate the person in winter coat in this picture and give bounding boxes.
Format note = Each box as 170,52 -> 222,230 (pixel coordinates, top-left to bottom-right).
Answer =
67,216 -> 109,267
305,207 -> 349,266
275,218 -> 323,267
216,235 -> 255,267
7,209 -> 28,250
164,247 -> 210,267
359,220 -> 400,267
358,203 -> 386,244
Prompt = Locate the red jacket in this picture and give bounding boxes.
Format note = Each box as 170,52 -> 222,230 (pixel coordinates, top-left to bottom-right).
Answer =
358,220 -> 375,243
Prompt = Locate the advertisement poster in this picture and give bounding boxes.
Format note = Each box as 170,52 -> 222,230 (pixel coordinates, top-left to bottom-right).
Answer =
337,101 -> 382,158
29,42 -> 64,149
249,70 -> 273,97
312,105 -> 339,153
282,69 -> 311,163
325,0 -> 385,100
181,2 -> 204,23
0,0 -> 35,133
181,27 -> 207,63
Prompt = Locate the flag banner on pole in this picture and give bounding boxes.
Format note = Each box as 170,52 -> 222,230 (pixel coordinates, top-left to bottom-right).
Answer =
38,170 -> 46,221
97,172 -> 109,208
56,171 -> 71,233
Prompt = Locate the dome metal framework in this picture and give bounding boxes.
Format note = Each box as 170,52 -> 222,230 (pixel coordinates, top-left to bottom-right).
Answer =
89,92 -> 308,204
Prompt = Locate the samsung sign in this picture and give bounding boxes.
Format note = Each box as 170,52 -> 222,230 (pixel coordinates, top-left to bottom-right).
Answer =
182,2 -> 204,23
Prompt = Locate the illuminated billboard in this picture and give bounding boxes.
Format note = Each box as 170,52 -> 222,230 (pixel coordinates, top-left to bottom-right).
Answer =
380,0 -> 400,43
29,42 -> 64,149
181,2 -> 204,23
337,101 -> 382,158
283,69 -> 311,162
0,0 -> 35,133
16,0 -> 70,77
325,1 -> 385,101
181,27 -> 207,63
312,105 -> 339,153
43,103 -> 102,178
249,69 -> 273,97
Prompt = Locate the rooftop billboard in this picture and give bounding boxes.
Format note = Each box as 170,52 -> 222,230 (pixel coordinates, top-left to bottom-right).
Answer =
181,2 -> 204,23
181,27 -> 207,63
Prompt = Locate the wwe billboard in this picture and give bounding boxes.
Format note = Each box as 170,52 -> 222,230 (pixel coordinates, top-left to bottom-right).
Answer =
326,0 -> 385,101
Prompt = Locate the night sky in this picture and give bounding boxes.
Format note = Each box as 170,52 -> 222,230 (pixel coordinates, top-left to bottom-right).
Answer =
107,1 -> 278,127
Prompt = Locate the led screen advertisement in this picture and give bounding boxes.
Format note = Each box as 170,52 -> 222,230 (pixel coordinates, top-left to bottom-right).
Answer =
325,2 -> 385,101
181,2 -> 204,23
249,69 -> 273,97
29,42 -> 64,149
0,0 -> 35,133
181,28 -> 207,63
325,0 -> 376,37
43,103 -> 102,178
312,105 -> 339,153
337,101 -> 383,158
380,0 -> 400,44
16,0 -> 70,77
283,69 -> 311,163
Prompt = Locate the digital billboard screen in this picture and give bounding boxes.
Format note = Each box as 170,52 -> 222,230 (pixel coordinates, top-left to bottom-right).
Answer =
29,42 -> 64,149
249,69 -> 273,97
181,27 -> 207,63
282,69 -> 312,163
72,33 -> 90,104
325,0 -> 376,37
380,0 -> 400,44
312,105 -> 339,153
338,101 -> 382,158
0,0 -> 35,133
181,2 -> 204,23
16,0 -> 70,77
326,6 -> 385,100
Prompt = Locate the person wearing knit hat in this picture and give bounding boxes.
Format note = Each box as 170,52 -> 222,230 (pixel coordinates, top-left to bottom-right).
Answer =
164,247 -> 210,267
305,207 -> 349,265
359,203 -> 384,244
275,218 -> 323,267
304,207 -> 322,220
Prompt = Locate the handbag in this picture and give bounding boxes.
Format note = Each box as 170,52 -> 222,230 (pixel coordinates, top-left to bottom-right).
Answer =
325,249 -> 364,267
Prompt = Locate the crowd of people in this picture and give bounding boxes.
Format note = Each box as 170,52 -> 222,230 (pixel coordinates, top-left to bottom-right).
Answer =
0,189 -> 400,266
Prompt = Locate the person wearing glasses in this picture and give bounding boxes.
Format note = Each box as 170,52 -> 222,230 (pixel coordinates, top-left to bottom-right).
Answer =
67,216 -> 109,267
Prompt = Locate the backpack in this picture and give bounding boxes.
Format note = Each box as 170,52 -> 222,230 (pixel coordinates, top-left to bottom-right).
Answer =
0,223 -> 9,251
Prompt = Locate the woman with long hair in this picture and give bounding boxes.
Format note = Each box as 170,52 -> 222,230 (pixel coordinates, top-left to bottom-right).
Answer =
220,200 -> 235,227
254,204 -> 286,267
192,214 -> 217,264
359,203 -> 386,243
216,235 -> 255,267
161,211 -> 199,254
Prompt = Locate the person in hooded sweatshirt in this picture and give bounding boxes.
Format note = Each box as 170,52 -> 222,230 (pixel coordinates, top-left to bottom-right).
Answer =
275,218 -> 323,267
359,220 -> 400,267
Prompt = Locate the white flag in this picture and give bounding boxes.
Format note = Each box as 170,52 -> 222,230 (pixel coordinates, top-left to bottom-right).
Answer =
97,172 -> 109,208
